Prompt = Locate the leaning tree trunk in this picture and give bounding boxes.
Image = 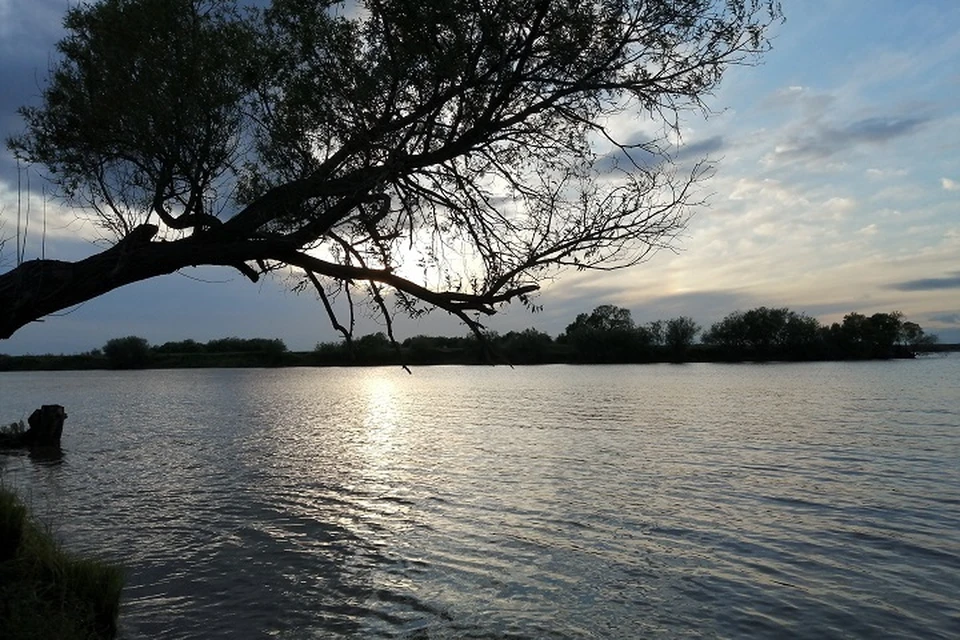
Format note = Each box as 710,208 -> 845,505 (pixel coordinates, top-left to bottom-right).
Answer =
0,224 -> 273,339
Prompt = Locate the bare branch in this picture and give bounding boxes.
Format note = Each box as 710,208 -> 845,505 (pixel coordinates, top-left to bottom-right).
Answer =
2,0 -> 783,342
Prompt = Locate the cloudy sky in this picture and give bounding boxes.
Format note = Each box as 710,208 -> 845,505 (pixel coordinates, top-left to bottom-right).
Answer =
1,0 -> 959,355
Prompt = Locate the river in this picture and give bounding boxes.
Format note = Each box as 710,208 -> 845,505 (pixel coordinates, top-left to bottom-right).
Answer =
1,357 -> 958,638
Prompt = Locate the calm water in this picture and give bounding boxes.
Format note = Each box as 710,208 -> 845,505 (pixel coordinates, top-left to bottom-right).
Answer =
1,358 -> 959,639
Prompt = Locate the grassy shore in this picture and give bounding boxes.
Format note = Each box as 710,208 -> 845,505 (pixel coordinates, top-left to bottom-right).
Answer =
0,485 -> 123,639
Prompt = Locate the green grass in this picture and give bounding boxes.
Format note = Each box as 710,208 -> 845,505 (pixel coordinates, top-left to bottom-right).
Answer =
0,486 -> 124,639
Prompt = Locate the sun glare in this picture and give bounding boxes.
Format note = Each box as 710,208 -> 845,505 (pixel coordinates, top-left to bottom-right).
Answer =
360,373 -> 402,465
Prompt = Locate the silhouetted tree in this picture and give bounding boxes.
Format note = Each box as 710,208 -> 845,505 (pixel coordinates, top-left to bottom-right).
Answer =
1,0 -> 782,345
570,305 -> 635,334
868,312 -> 903,356
314,340 -> 350,362
563,304 -> 650,362
398,334 -> 479,364
832,311 -> 909,358
780,312 -> 822,358
153,339 -> 205,354
665,316 -> 700,358
835,312 -> 869,357
205,337 -> 287,354
500,328 -> 554,364
103,336 -> 151,369
900,321 -> 938,349
645,320 -> 666,347
703,307 -> 822,359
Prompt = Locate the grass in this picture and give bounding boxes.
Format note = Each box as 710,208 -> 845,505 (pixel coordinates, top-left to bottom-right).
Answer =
0,485 -> 124,639
0,420 -> 27,447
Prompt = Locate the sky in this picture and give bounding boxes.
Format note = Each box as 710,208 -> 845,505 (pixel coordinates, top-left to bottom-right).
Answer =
1,0 -> 959,354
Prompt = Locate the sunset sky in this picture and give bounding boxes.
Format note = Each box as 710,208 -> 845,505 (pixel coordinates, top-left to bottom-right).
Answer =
1,0 -> 958,355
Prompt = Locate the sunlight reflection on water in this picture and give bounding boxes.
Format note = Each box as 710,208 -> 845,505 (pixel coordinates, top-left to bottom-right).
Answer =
1,357 -> 959,638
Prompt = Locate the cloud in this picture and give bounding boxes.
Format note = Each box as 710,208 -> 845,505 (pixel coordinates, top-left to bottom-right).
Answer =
929,312 -> 960,326
631,289 -> 760,325
0,0 -> 70,188
942,178 -> 960,191
866,168 -> 908,179
766,114 -> 931,165
673,135 -> 725,162
889,272 -> 960,291
593,142 -> 659,173
762,86 -> 835,114
517,282 -> 765,333
823,196 -> 856,217
594,133 -> 725,173
843,116 -> 928,143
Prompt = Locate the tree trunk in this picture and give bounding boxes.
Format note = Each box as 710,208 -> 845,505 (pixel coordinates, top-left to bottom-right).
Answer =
0,225 -> 276,340
24,405 -> 67,447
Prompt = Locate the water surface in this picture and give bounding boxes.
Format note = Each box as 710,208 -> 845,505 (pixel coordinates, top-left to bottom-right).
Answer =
2,358 -> 958,638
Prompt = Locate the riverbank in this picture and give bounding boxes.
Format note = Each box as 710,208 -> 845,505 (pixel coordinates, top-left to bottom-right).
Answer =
1,343 -> 955,372
0,485 -> 123,639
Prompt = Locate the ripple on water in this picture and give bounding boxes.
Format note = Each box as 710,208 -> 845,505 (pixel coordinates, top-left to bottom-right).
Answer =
1,361 -> 959,638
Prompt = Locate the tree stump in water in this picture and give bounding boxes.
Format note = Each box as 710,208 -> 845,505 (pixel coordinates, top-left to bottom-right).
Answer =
23,405 -> 67,447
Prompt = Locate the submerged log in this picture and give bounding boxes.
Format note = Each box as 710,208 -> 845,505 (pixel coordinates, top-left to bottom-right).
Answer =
0,405 -> 67,449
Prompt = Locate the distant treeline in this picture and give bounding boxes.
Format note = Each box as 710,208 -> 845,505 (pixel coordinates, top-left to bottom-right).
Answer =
0,336 -> 290,371
314,305 -> 941,366
0,305 -> 946,371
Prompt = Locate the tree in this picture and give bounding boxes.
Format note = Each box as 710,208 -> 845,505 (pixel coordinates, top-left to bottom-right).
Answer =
499,328 -> 554,364
900,321 -> 938,349
644,320 -> 666,347
835,311 -> 905,358
1,0 -> 781,343
103,336 -> 151,369
868,312 -> 903,356
664,316 -> 700,357
702,310 -> 748,351
567,305 -> 636,335
703,306 -> 822,359
153,339 -> 205,354
205,337 -> 287,354
563,304 -> 649,362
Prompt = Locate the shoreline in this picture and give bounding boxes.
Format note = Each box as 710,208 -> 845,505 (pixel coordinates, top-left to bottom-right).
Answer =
1,345 -> 955,373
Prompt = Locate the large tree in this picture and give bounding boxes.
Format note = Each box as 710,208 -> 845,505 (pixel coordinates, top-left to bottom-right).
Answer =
1,0 -> 781,342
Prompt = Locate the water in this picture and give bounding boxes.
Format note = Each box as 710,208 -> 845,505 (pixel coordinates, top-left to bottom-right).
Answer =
2,357 -> 959,639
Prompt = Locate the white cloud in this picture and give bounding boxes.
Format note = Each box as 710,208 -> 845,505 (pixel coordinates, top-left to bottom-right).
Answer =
942,177 -> 960,191
0,179 -> 97,250
866,168 -> 908,179
823,197 -> 856,217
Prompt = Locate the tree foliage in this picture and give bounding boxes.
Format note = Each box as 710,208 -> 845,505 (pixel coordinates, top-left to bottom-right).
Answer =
1,0 -> 781,342
703,307 -> 928,360
899,321 -> 937,349
102,335 -> 151,369
665,316 -> 700,357
820,311 -> 930,359
563,304 -> 646,362
204,337 -> 287,354
703,306 -> 820,358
